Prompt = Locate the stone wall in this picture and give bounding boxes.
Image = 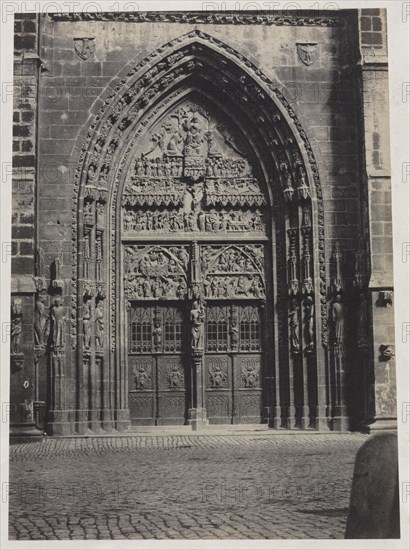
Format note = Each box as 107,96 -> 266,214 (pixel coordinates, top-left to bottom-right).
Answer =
356,9 -> 396,429
10,9 -> 396,435
10,13 -> 39,433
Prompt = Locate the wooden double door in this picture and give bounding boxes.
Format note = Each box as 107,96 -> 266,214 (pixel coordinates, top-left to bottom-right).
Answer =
127,301 -> 265,425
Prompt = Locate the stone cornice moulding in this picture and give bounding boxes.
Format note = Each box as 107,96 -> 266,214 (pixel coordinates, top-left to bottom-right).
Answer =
44,10 -> 342,27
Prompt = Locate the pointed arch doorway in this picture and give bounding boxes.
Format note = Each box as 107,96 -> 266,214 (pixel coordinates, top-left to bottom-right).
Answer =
73,32 -> 331,435
122,100 -> 272,426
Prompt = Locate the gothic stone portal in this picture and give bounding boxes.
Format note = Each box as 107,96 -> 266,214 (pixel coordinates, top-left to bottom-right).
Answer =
122,102 -> 270,425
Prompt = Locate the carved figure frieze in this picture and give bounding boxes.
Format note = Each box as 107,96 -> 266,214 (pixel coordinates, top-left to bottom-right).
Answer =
123,177 -> 186,207
122,207 -> 264,234
124,245 -> 189,300
204,274 -> 264,299
205,178 -> 266,207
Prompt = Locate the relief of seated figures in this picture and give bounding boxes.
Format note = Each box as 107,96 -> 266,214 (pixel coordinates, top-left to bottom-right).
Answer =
122,208 -> 264,233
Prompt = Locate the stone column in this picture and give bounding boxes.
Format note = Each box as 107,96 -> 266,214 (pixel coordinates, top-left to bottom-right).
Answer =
188,244 -> 209,430
188,351 -> 208,430
356,9 -> 396,430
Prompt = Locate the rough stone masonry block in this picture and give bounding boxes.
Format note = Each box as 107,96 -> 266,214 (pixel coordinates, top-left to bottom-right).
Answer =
345,433 -> 400,538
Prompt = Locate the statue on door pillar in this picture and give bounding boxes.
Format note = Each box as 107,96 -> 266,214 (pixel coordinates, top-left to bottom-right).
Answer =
83,299 -> 92,350
331,294 -> 345,347
50,296 -> 65,349
95,300 -> 104,350
190,300 -> 204,351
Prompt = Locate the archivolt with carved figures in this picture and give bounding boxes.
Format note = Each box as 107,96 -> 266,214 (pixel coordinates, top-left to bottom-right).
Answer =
66,30 -> 340,434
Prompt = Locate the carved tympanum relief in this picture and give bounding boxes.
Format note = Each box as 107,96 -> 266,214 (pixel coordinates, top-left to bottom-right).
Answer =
124,245 -> 189,301
122,102 -> 267,237
202,245 -> 265,300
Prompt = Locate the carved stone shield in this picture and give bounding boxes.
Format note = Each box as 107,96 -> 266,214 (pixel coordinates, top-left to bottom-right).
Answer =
296,43 -> 318,66
74,38 -> 95,60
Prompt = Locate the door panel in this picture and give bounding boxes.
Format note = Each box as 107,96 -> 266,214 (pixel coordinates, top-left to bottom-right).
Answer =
157,355 -> 187,425
233,355 -> 263,423
127,303 -> 188,425
205,355 -> 232,424
204,303 -> 264,424
129,356 -> 155,425
126,247 -> 268,426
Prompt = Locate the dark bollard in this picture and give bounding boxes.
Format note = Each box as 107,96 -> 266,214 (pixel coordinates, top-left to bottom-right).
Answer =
345,432 -> 400,539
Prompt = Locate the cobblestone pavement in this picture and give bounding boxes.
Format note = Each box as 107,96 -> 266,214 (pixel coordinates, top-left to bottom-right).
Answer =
9,432 -> 367,540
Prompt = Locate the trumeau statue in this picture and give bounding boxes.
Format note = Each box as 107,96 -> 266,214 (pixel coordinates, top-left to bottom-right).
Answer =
190,300 -> 205,350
